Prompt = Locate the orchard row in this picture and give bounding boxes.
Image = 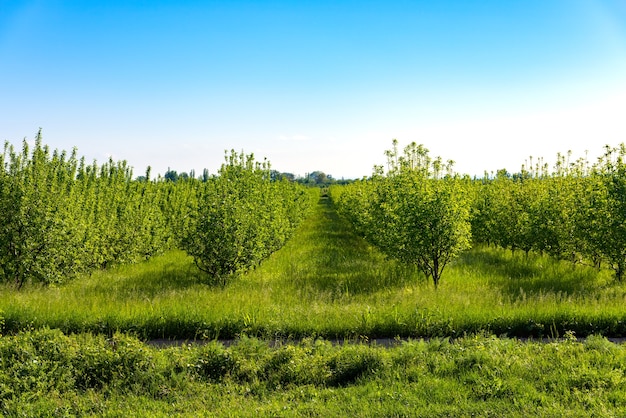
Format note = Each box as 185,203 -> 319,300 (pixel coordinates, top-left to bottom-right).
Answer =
0,132 -> 313,288
331,140 -> 626,287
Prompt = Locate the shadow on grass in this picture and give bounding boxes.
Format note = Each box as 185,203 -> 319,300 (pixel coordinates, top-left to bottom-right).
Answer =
288,197 -> 420,297
83,251 -> 209,299
457,245 -> 605,298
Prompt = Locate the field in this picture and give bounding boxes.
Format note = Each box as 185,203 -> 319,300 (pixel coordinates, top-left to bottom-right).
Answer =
2,194 -> 626,415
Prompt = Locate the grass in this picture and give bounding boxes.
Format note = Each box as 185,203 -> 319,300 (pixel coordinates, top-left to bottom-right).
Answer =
1,196 -> 626,340
1,329 -> 626,416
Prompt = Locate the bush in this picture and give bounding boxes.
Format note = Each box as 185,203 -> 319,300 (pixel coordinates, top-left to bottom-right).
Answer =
325,344 -> 386,386
191,343 -> 239,381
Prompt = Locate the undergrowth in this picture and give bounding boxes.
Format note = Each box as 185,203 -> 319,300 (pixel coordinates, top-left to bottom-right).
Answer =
1,329 -> 625,416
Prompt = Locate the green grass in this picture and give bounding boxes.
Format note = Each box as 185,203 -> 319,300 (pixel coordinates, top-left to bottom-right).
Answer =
1,196 -> 626,340
1,329 -> 626,416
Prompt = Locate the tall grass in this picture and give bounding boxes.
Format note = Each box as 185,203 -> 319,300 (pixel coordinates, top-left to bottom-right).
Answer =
1,196 -> 626,339
2,329 -> 626,416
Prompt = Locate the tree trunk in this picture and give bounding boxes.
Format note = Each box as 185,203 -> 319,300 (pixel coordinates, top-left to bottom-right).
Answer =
616,260 -> 624,282
432,256 -> 440,289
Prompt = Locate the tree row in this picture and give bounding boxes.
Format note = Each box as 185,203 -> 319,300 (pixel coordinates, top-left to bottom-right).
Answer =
0,132 -> 313,288
332,140 -> 626,287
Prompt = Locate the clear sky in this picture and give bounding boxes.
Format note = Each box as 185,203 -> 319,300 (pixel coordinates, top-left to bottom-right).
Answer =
2,0 -> 626,179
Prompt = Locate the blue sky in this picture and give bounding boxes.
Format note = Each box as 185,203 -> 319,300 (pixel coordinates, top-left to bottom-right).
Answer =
2,0 -> 626,178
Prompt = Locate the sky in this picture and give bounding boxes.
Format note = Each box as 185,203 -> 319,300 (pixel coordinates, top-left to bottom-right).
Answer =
1,0 -> 626,179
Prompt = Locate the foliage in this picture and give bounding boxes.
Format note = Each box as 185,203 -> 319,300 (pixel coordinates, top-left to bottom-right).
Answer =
1,330 -> 626,416
0,133 -> 312,288
180,150 -> 313,284
332,140 -> 474,287
471,145 -> 626,281
0,132 -> 171,287
588,145 -> 626,280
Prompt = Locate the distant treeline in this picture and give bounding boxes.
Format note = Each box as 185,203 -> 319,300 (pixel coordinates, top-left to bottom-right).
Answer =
162,168 -> 354,186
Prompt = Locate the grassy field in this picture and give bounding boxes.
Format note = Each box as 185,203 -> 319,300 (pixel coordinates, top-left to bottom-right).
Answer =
1,328 -> 625,416
1,195 -> 625,340
2,195 -> 626,415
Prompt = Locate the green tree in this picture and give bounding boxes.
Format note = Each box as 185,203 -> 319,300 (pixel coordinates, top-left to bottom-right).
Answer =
181,150 -> 311,285
585,145 -> 626,281
334,141 -> 474,288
